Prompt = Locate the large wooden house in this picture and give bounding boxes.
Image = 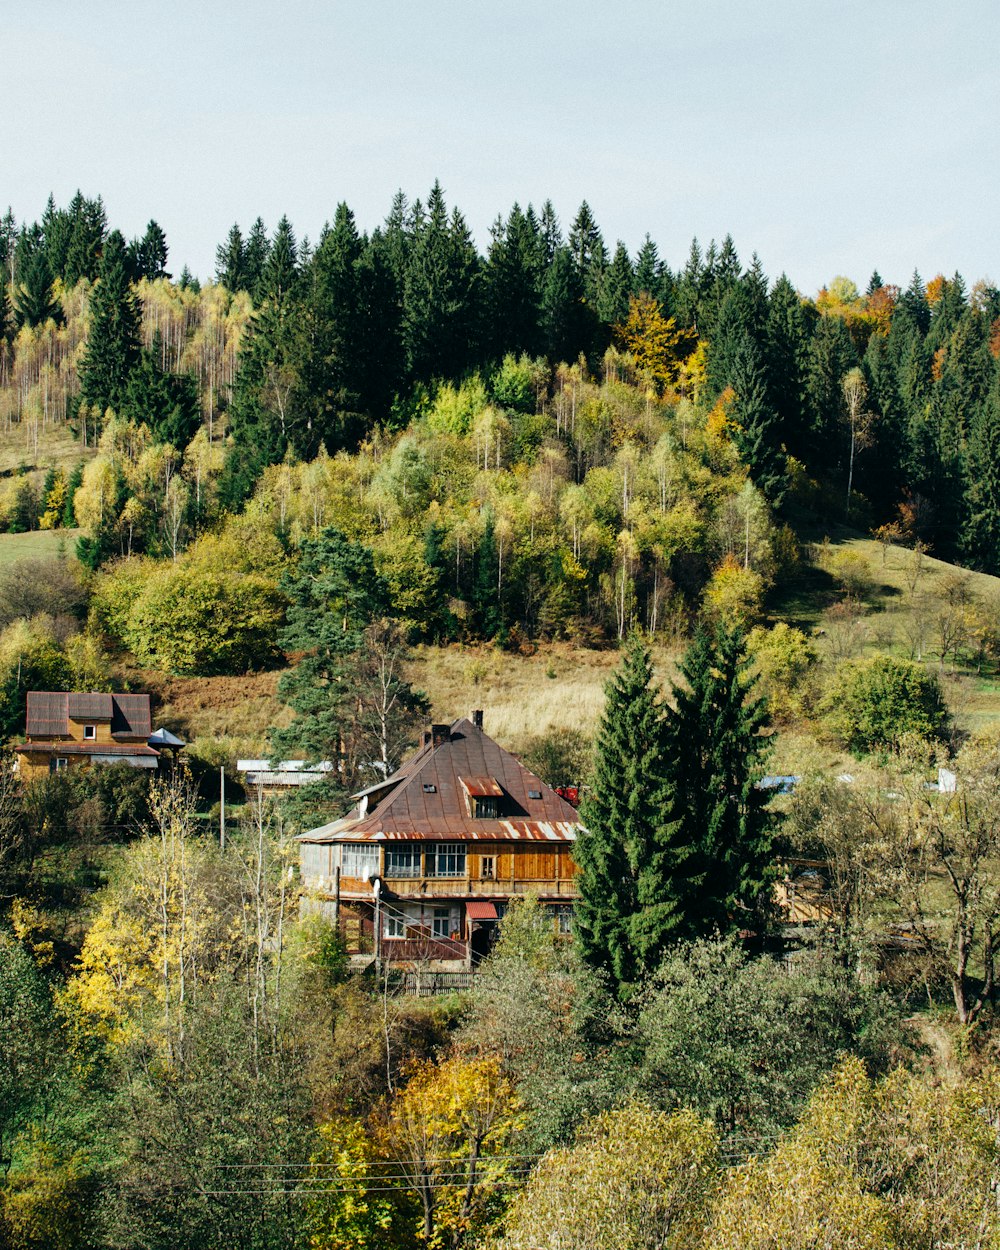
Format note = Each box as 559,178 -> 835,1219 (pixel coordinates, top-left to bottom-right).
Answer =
298,712 -> 584,970
14,691 -> 160,779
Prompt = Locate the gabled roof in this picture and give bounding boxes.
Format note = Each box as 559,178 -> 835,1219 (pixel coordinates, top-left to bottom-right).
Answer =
25,692 -> 153,741
301,717 -> 584,844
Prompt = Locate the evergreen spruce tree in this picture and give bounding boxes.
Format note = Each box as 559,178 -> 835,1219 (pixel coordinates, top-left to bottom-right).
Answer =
62,463 -> 84,527
78,230 -> 142,416
539,246 -> 585,364
634,234 -> 664,302
765,274 -> 811,461
216,224 -> 247,290
730,336 -> 787,506
120,335 -> 200,447
62,193 -> 106,286
597,242 -> 634,325
302,203 -> 367,447
244,217 -> 271,301
270,528 -> 389,772
483,203 -> 543,359
134,220 -> 169,281
13,248 -> 61,328
402,182 -> 480,382
575,635 -> 683,990
668,623 -> 775,934
963,369 -> 1000,572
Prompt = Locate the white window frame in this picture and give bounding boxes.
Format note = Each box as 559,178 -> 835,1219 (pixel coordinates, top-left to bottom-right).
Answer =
340,843 -> 379,880
54,757 -> 69,772
84,725 -> 96,740
385,846 -> 422,878
427,842 -> 466,878
384,912 -> 406,939
431,907 -> 452,939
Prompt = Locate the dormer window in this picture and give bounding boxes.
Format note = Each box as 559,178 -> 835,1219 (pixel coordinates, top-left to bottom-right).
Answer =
459,776 -> 503,820
84,725 -> 96,740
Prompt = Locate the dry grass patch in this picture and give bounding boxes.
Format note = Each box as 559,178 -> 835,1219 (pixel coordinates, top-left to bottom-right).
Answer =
138,667 -> 291,757
0,422 -> 94,477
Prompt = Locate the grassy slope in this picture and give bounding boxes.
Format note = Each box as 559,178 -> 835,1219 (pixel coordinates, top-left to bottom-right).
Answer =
130,530 -> 1000,765
0,420 -> 95,479
0,527 -> 82,564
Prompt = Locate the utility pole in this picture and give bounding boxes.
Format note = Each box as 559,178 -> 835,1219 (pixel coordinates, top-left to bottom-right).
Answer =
220,766 -> 226,850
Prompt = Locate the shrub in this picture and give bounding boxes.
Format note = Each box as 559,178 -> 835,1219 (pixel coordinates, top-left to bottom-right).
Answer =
746,622 -> 817,722
823,653 -> 950,753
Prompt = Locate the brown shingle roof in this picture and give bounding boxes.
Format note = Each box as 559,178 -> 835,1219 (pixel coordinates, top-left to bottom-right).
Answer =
67,693 -> 113,720
25,691 -> 153,741
302,717 -> 584,845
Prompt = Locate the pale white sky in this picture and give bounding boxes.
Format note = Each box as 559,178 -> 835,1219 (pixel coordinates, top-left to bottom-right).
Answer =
5,0 -> 998,292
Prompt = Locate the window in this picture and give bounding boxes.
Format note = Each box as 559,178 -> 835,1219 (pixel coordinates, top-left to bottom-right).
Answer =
528,788 -> 542,800
480,855 -> 495,880
422,783 -> 437,793
384,912 -> 406,938
432,908 -> 451,939
300,843 -> 332,882
385,846 -> 422,878
84,725 -> 96,740
340,843 -> 379,879
550,904 -> 574,935
53,757 -> 68,772
427,843 -> 466,877
473,796 -> 499,819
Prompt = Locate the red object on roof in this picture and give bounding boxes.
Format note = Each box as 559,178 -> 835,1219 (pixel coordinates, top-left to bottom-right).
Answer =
555,786 -> 580,808
466,901 -> 499,920
25,692 -> 153,741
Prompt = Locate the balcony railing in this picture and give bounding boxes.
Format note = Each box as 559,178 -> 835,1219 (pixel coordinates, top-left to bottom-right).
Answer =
385,877 -> 578,899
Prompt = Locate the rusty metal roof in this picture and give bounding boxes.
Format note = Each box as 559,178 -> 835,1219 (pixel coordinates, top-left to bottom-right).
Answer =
460,775 -> 503,797
300,717 -> 584,845
24,691 -> 152,741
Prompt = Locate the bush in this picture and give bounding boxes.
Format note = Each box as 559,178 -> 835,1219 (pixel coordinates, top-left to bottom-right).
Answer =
703,556 -> 765,628
746,623 -> 817,722
124,565 -> 284,675
823,653 -> 950,753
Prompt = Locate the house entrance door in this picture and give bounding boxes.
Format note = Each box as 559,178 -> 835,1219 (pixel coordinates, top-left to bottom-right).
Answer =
470,920 -> 498,963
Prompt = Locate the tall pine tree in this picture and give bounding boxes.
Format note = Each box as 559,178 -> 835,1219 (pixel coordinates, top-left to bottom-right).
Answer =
576,636 -> 697,992
77,230 -> 142,415
668,623 -> 775,935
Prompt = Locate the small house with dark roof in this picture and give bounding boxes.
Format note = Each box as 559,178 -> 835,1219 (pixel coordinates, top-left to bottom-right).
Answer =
298,711 -> 584,970
15,691 -> 161,778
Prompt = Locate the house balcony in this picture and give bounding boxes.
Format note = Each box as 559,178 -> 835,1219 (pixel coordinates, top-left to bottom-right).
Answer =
382,875 -> 578,900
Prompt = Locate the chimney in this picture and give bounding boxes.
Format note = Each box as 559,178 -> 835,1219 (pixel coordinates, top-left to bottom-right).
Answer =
431,723 -> 451,748
471,709 -> 484,730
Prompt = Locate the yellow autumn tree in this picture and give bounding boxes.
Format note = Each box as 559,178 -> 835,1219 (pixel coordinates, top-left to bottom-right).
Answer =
615,293 -> 693,396
382,1052 -> 522,1247
500,1106 -> 718,1250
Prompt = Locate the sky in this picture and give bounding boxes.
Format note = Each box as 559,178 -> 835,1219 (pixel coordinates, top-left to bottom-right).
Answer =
5,0 -> 998,293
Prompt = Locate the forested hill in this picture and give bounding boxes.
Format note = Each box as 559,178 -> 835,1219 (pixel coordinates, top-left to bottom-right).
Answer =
2,185 -> 1000,595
